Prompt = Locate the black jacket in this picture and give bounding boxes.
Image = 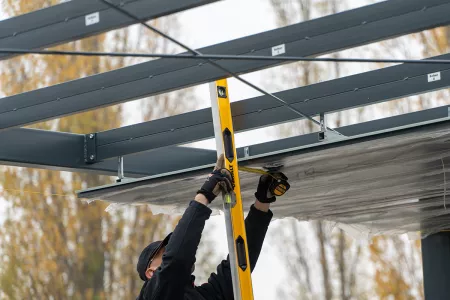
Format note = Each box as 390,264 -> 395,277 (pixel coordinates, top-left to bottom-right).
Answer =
137,200 -> 273,300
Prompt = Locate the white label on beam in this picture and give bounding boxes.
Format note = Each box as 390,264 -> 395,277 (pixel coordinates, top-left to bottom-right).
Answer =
428,72 -> 441,82
272,44 -> 286,56
85,12 -> 100,26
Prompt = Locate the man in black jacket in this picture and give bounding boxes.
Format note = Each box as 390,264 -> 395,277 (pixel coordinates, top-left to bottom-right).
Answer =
136,155 -> 287,300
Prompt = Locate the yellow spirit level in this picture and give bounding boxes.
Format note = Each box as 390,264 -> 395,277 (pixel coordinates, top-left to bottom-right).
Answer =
209,79 -> 254,300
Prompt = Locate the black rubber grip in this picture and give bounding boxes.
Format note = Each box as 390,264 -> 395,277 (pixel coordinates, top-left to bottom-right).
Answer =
223,128 -> 234,163
236,236 -> 248,271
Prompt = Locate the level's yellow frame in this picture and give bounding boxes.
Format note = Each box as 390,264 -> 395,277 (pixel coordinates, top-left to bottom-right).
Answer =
214,78 -> 254,299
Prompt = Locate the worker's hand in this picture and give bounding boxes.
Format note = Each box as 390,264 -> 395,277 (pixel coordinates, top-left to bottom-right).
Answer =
254,172 -> 289,203
197,154 -> 234,203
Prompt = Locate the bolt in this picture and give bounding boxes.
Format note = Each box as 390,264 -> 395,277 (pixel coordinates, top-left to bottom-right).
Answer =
13,108 -> 17,111
403,77 -> 409,81
148,75 -> 153,79
89,134 -> 94,139
353,88 -> 359,92
90,154 -> 95,160
305,36 -> 310,40
257,109 -> 262,113
244,147 -> 250,157
65,17 -> 69,22
250,49 -> 256,53
198,63 -> 203,67
361,21 -> 367,25
56,97 -> 61,101
304,99 -> 310,102
170,128 -> 175,132
12,32 -> 17,37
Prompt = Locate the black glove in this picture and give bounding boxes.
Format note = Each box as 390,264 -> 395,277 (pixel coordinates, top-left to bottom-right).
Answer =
255,172 -> 289,203
197,168 -> 233,203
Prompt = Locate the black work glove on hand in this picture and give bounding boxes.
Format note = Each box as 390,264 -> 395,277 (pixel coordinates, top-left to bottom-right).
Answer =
197,154 -> 234,203
255,172 -> 289,203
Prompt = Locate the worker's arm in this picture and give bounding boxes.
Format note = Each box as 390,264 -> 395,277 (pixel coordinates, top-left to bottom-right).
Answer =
196,201 -> 273,299
140,156 -> 233,300
140,199 -> 212,300
196,174 -> 280,299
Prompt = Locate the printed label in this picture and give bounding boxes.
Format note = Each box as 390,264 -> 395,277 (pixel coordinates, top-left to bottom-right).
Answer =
271,44 -> 286,56
85,12 -> 100,26
428,72 -> 441,82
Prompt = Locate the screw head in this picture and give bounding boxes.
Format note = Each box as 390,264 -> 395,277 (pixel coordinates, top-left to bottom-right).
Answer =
90,154 -> 95,160
89,134 -> 94,139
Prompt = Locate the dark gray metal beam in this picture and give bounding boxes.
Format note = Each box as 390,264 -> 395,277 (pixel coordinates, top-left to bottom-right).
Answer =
236,105 -> 450,159
0,128 -> 215,177
2,105 -> 449,179
421,231 -> 450,300
2,0 -> 450,130
0,0 -> 219,60
77,107 -> 450,198
94,53 -> 450,160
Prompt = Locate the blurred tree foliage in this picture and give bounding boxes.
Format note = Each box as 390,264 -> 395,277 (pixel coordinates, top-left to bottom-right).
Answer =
0,1 -> 202,299
269,0 -> 450,299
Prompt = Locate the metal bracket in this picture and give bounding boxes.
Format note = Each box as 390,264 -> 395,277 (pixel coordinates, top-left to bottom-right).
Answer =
318,113 -> 327,142
318,113 -> 346,142
117,156 -> 125,182
84,133 -> 97,163
244,147 -> 250,158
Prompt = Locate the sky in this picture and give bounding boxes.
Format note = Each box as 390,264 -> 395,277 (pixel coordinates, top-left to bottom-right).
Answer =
0,0 -> 427,299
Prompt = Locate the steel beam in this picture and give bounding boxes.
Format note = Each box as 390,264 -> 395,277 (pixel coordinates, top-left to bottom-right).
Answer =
2,0 -> 450,130
0,0 -> 218,60
421,231 -> 450,299
1,106 -> 449,178
77,108 -> 450,198
0,128 -> 215,177
94,53 -> 450,160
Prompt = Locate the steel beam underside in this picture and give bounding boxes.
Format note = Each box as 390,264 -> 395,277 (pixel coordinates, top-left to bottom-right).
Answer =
2,0 -> 450,130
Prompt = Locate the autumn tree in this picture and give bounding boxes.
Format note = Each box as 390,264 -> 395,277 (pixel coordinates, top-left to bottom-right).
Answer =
268,0 -> 450,297
0,1 -> 203,299
268,1 -> 357,299
365,22 -> 450,300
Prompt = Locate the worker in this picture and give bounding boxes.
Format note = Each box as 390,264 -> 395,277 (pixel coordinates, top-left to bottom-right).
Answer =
136,155 -> 288,300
